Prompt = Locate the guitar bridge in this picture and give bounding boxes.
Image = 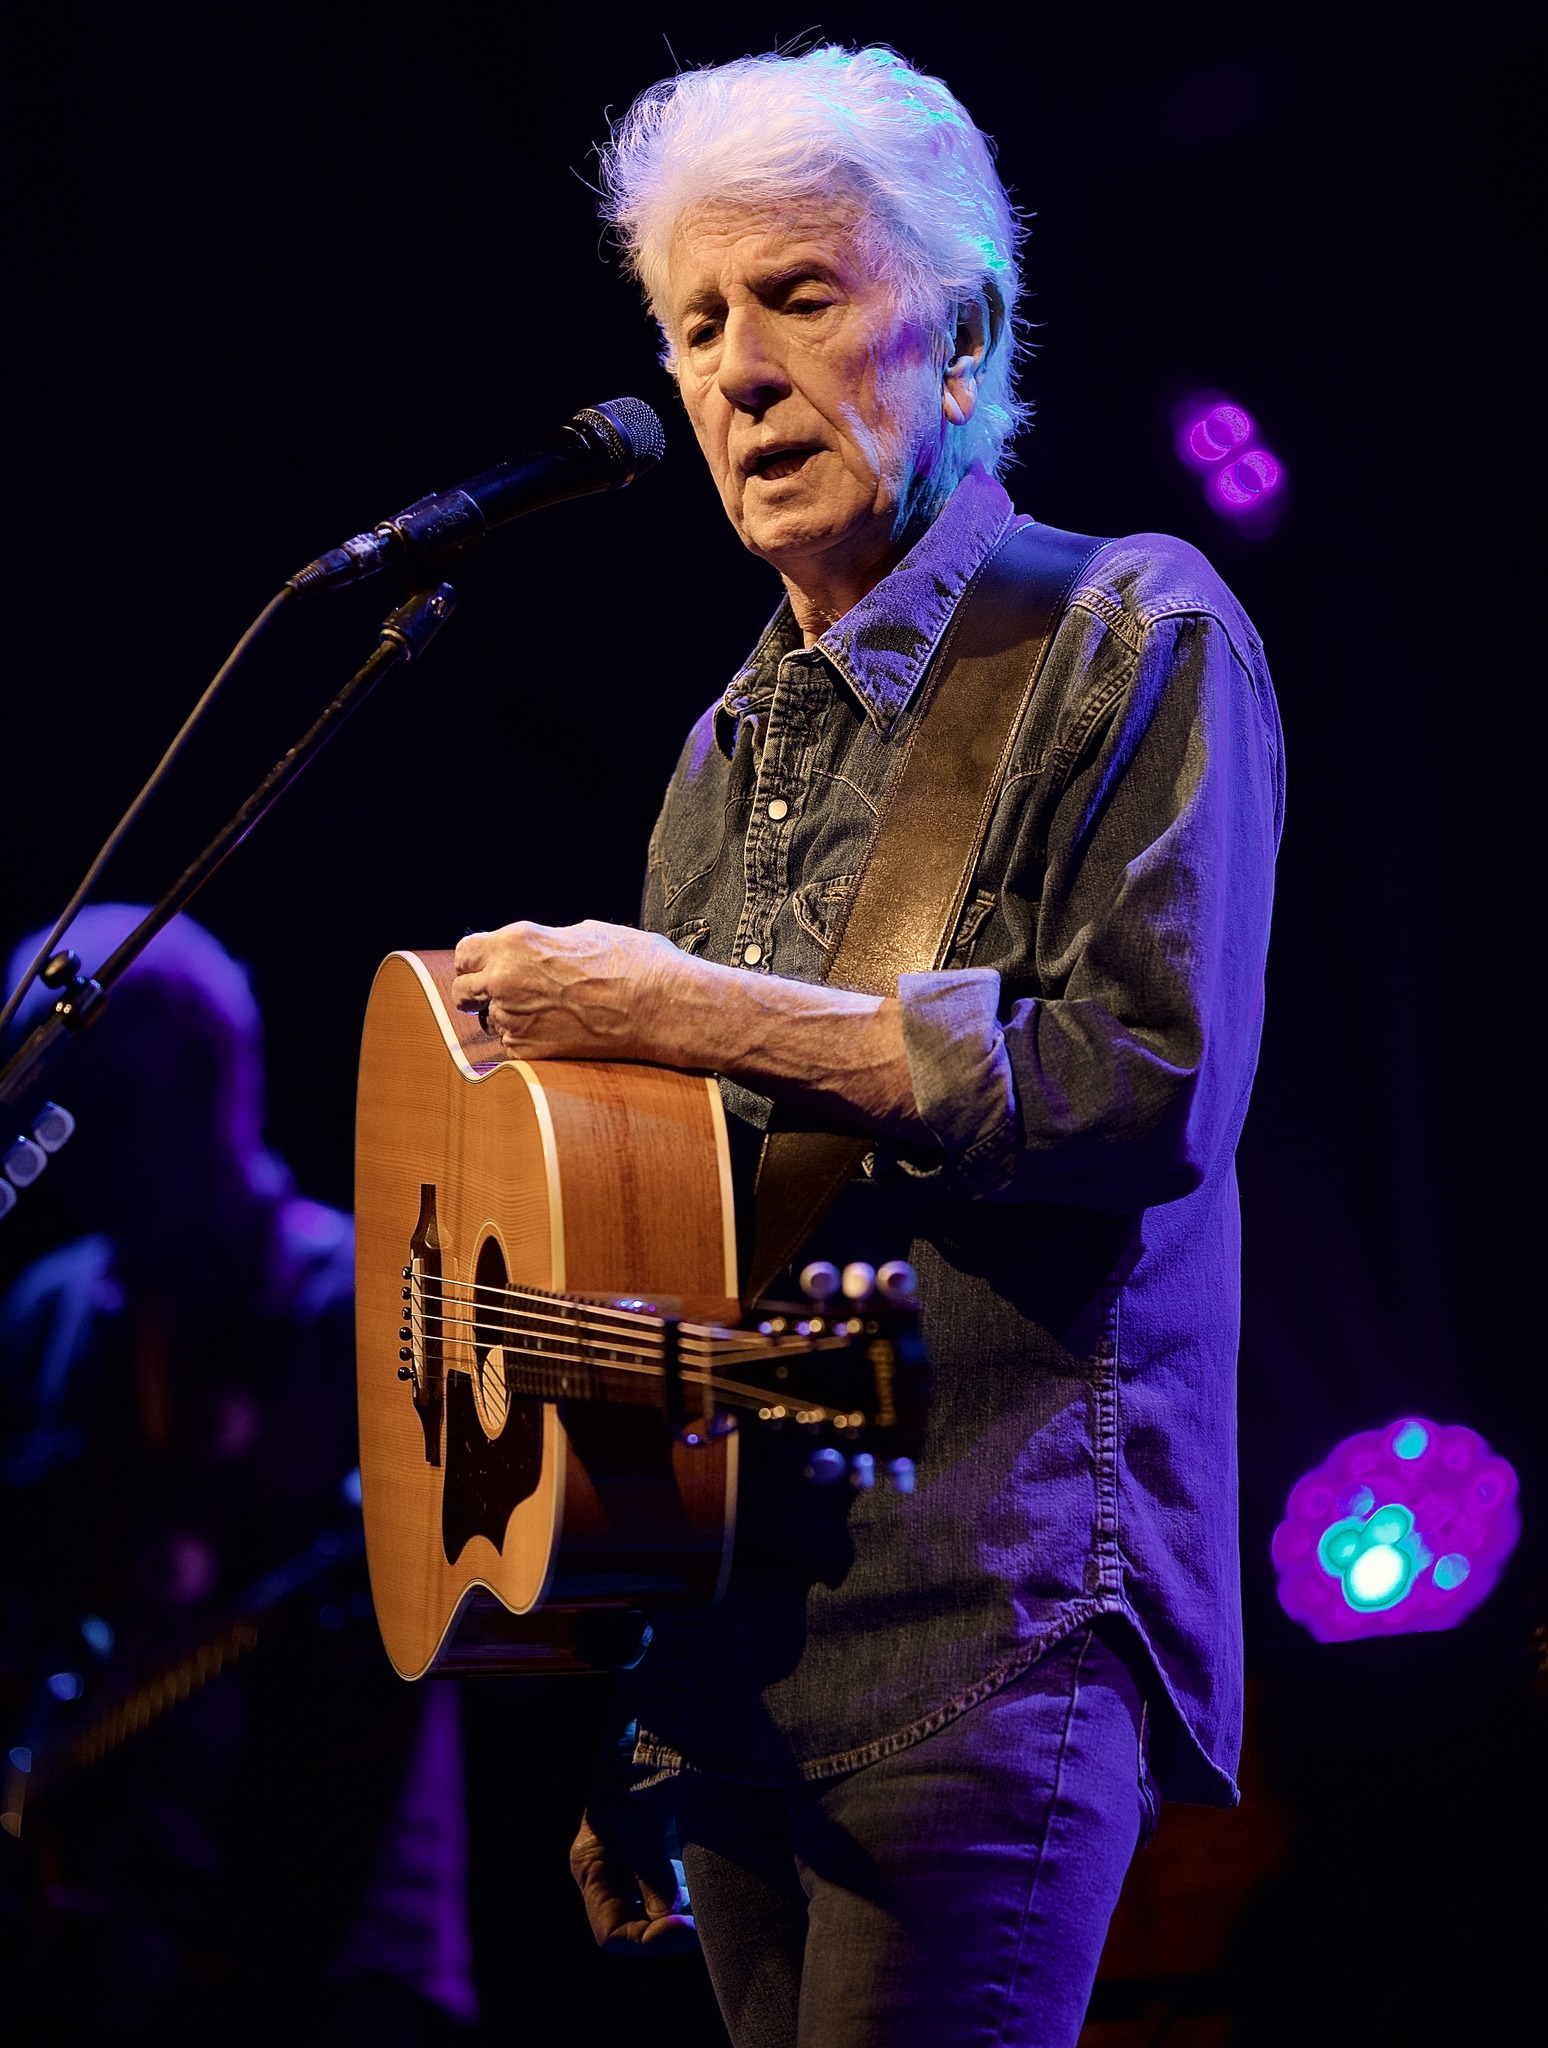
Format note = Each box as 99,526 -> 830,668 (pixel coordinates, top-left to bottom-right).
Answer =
402,1183 -> 444,1466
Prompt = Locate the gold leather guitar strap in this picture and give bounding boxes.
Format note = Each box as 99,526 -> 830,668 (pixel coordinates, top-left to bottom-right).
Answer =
744,518 -> 1108,1307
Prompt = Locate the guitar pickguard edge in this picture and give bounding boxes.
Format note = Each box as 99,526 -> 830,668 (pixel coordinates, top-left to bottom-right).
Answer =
441,1378 -> 544,1564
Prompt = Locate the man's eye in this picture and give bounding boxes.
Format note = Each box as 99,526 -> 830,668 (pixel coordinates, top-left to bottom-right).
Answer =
686,322 -> 720,349
787,297 -> 832,316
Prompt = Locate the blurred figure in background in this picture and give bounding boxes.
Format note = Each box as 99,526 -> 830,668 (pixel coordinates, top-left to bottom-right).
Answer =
0,907 -> 476,2044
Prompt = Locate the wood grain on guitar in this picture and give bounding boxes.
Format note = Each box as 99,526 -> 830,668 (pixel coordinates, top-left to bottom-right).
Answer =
356,951 -> 921,1681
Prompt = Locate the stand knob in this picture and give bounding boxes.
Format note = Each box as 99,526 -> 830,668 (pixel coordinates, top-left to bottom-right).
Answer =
40,950 -> 104,1027
40,951 -> 81,991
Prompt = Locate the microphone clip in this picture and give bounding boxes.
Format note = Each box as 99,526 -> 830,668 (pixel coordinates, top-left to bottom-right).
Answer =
286,488 -> 486,600
283,397 -> 664,601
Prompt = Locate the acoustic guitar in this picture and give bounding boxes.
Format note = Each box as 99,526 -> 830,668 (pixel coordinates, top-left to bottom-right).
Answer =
355,950 -> 919,1681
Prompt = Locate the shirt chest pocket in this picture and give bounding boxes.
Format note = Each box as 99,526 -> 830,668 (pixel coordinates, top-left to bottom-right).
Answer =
791,874 -> 855,953
946,889 -> 997,966
650,793 -> 752,917
790,875 -> 998,966
666,918 -> 712,956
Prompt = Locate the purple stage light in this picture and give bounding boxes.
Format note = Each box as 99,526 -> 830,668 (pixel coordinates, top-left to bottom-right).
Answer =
1173,389 -> 1286,530
1185,402 -> 1253,468
1215,448 -> 1282,507
1272,1417 -> 1521,1643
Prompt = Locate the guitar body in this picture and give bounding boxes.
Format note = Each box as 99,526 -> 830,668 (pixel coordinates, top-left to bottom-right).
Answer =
355,950 -> 740,1679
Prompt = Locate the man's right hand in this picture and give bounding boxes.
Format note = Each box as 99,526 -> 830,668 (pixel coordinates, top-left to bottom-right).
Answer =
569,1804 -> 700,1955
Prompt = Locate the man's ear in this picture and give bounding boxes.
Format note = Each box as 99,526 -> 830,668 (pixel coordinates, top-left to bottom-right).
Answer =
943,293 -> 991,428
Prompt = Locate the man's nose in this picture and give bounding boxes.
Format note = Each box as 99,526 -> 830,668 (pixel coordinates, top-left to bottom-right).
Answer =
717,306 -> 790,414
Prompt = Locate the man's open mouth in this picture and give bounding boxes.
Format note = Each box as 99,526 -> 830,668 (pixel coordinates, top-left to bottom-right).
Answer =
748,446 -> 820,480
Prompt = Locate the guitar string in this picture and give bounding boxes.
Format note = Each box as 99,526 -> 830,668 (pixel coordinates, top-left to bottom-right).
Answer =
409,1293 -> 724,1364
416,1286 -> 720,1352
408,1299 -> 824,1370
408,1314 -> 848,1384
408,1304 -> 664,1363
406,1299 -> 855,1387
411,1283 -> 666,1343
411,1269 -> 679,1327
401,1299 -> 860,1421
402,1329 -> 854,1423
410,1272 -> 860,1351
412,1266 -> 851,1338
407,1278 -> 857,1362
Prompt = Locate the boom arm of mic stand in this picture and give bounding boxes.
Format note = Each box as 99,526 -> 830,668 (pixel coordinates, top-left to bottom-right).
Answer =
0,583 -> 457,1123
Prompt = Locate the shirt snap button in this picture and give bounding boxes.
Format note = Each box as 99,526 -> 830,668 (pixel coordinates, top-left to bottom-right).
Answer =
742,943 -> 763,966
767,798 -> 789,821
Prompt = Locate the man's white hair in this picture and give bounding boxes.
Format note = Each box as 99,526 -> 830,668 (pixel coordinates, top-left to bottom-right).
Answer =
599,45 -> 1029,488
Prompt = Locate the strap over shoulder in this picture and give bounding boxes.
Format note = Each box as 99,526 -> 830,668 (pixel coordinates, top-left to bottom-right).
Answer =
744,518 -> 1108,1306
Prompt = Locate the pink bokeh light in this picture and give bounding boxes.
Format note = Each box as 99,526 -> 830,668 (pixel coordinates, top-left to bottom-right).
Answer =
1185,403 -> 1254,467
1215,448 -> 1283,506
1173,389 -> 1287,531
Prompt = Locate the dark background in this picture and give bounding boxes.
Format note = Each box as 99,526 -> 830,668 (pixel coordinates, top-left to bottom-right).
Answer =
3,3 -> 1540,2038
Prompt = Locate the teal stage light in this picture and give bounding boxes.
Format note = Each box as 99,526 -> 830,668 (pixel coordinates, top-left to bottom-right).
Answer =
1273,1418 -> 1521,1642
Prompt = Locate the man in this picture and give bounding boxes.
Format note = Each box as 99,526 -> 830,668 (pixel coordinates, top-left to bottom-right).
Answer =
0,907 -> 476,2043
451,46 -> 1282,2048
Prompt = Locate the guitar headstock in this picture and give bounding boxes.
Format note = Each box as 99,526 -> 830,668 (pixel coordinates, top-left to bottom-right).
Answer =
680,1259 -> 925,1493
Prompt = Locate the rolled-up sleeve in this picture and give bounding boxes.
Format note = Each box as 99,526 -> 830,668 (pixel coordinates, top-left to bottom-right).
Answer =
897,968 -> 1018,1196
901,607 -> 1282,1212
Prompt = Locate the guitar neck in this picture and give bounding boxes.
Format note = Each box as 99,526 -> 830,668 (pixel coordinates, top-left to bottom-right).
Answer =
412,1274 -> 867,1428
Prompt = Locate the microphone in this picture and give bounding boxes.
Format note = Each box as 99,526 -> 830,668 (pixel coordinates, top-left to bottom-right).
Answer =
287,397 -> 665,597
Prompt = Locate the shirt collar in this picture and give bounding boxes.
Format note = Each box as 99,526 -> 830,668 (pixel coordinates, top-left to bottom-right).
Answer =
716,468 -> 1019,753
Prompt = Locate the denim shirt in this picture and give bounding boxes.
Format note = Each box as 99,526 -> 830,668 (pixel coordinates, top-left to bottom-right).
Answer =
633,468 -> 1284,1803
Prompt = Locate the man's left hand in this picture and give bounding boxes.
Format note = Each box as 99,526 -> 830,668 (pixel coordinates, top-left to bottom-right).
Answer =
452,918 -> 688,1061
569,1806 -> 699,1956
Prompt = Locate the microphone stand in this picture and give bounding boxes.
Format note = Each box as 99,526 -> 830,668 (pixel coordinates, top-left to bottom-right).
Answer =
0,581 -> 457,1168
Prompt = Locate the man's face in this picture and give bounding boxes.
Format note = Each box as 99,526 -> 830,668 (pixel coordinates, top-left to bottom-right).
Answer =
666,201 -> 949,595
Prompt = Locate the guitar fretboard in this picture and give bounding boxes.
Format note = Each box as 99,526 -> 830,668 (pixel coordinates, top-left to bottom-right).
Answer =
408,1273 -> 868,1428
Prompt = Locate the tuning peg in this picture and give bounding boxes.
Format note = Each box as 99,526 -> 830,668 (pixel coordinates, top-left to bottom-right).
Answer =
849,1451 -> 875,1491
876,1261 -> 918,1305
841,1262 -> 876,1303
32,1103 -> 75,1154
887,1458 -> 917,1494
800,1261 -> 841,1303
803,1447 -> 847,1485
2,1137 -> 47,1190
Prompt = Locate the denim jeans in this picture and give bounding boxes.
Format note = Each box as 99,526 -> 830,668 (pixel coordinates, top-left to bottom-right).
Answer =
674,1623 -> 1157,2048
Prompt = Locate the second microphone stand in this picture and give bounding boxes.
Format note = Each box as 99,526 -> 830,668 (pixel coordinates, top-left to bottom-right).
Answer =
0,580 -> 457,1160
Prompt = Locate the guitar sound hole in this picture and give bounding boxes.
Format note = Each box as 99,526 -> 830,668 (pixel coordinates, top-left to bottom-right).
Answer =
441,1229 -> 543,1564
471,1235 -> 511,1440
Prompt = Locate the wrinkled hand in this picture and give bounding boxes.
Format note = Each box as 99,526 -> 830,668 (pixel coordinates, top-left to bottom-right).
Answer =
569,1804 -> 699,1956
451,918 -> 691,1062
